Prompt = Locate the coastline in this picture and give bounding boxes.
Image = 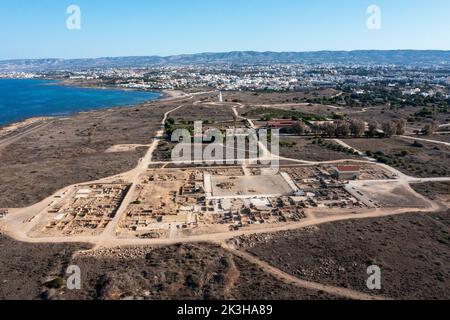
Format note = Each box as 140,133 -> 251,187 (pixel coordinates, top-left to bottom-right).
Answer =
57,79 -> 187,101
0,78 -> 185,131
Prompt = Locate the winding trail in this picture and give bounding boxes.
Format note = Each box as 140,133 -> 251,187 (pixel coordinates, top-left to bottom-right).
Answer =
221,242 -> 386,300
399,135 -> 450,147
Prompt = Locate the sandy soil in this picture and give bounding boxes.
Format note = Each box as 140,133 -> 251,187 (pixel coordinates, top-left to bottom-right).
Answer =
105,144 -> 149,153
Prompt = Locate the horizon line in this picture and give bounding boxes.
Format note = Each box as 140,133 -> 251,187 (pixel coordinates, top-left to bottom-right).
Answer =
1,49 -> 450,62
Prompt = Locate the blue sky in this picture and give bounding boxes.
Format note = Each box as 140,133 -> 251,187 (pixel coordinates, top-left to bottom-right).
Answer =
1,0 -> 449,59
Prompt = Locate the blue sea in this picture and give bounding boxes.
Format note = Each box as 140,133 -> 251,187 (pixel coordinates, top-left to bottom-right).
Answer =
0,79 -> 162,125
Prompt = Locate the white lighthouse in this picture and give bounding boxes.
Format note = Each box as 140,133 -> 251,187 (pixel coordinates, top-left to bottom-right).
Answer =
219,91 -> 223,103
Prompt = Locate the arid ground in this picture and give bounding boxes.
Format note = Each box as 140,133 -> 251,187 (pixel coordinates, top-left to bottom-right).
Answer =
230,211 -> 450,300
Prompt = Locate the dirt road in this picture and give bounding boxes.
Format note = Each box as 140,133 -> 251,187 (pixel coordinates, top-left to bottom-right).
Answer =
399,135 -> 450,147
221,242 -> 386,300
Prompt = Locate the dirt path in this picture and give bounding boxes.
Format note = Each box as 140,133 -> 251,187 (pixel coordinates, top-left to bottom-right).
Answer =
99,102 -> 190,242
332,139 -> 362,154
399,135 -> 450,147
220,242 -> 386,300
2,96 -> 448,300
232,105 -> 255,128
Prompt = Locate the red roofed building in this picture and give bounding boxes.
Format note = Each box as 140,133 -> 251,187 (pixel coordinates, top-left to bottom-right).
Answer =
267,119 -> 297,129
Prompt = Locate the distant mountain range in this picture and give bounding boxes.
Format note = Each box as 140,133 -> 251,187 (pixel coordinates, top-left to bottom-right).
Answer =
1,50 -> 449,72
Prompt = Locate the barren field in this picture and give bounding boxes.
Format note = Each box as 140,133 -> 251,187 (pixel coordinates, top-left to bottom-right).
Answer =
411,182 -> 450,201
0,100 -> 179,208
349,106 -> 412,123
0,234 -> 91,300
212,175 -> 293,197
349,105 -> 449,127
170,103 -> 237,123
344,138 -> 450,177
279,137 -> 361,161
52,243 -> 338,300
221,89 -> 339,105
153,140 -> 259,163
0,235 -> 340,300
231,212 -> 450,300
348,181 -> 430,208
